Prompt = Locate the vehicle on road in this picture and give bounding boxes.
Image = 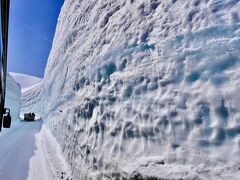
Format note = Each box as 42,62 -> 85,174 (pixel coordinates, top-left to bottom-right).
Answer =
24,113 -> 35,121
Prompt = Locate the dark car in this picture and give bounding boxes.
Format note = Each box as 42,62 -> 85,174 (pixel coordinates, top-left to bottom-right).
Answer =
24,113 -> 35,121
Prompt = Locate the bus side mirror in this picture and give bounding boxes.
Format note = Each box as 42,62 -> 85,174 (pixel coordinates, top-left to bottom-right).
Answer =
3,108 -> 11,128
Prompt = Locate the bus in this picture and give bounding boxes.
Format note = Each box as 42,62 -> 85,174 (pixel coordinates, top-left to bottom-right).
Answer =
0,0 -> 11,131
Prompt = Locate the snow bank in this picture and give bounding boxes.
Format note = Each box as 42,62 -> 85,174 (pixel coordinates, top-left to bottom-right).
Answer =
24,0 -> 240,179
27,125 -> 72,180
5,73 -> 21,121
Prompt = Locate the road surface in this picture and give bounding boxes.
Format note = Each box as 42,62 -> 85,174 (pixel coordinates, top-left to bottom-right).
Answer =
0,120 -> 42,180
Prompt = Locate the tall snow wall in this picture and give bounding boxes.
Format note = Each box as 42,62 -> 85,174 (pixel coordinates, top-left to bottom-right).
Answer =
40,0 -> 240,179
5,74 -> 21,121
21,82 -> 43,118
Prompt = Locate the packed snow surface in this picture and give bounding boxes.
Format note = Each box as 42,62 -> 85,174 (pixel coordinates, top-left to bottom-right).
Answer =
24,0 -> 240,179
0,119 -> 71,180
10,72 -> 42,92
5,73 -> 21,120
0,120 -> 42,179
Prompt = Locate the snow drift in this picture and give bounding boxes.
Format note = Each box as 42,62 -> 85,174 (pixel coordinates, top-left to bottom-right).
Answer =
24,0 -> 240,179
5,73 -> 21,121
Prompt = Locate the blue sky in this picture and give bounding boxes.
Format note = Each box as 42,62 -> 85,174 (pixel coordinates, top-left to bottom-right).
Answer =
8,0 -> 64,78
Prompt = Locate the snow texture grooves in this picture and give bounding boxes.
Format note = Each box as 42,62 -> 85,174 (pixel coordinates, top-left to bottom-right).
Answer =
0,120 -> 42,180
23,0 -> 240,179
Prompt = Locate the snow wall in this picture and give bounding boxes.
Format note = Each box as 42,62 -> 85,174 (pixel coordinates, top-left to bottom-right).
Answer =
26,0 -> 240,179
21,82 -> 43,118
5,74 -> 21,121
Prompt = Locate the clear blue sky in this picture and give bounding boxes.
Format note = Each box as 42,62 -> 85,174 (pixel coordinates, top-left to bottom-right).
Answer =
8,0 -> 64,78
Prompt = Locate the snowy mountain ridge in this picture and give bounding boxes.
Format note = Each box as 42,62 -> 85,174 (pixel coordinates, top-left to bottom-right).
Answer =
10,72 -> 42,92
23,0 -> 240,179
